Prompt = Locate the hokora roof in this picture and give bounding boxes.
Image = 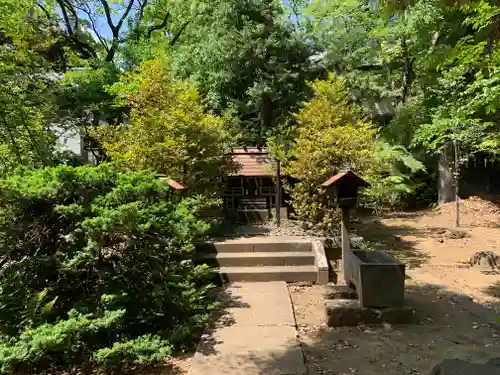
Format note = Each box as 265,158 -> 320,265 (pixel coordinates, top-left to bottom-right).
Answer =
155,174 -> 186,190
230,147 -> 275,177
322,171 -> 370,188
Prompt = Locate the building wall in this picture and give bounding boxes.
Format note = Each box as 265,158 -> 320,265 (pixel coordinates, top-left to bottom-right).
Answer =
53,125 -> 97,164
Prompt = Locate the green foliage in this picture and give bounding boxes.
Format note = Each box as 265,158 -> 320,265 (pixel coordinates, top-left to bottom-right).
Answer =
275,74 -> 378,232
0,165 -> 218,372
308,0 -> 500,160
93,334 -> 172,367
96,56 -> 234,194
0,43 -> 56,174
362,142 -> 426,214
272,74 -> 425,227
411,29 -> 500,156
60,63 -> 121,117
170,0 -> 318,144
0,309 -> 126,373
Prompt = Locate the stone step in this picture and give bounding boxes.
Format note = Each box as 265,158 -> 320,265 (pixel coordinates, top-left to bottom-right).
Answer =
235,209 -> 269,222
218,265 -> 318,282
239,197 -> 267,203
239,200 -> 267,205
238,198 -> 268,209
199,251 -> 315,267
196,240 -> 312,253
239,204 -> 268,209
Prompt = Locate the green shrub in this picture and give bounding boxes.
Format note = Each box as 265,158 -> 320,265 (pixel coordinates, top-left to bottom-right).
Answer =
271,75 -> 425,227
272,74 -> 377,233
0,165 -> 218,373
360,142 -> 426,215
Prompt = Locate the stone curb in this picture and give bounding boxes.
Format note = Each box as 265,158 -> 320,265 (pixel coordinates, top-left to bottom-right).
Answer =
311,240 -> 329,285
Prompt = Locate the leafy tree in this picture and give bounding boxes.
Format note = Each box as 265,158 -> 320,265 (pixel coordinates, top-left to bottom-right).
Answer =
0,165 -> 217,372
0,0 -> 195,161
306,0 -> 452,119
1,0 -> 193,69
95,57 -> 234,194
0,13 -> 59,173
0,63 -> 54,172
170,0 -> 318,144
363,141 -> 426,214
275,74 -> 377,230
306,0 -> 500,203
273,73 -> 424,228
412,1 -> 500,156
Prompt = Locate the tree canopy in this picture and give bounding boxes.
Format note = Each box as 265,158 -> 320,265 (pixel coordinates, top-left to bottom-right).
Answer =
96,56 -> 233,194
169,0 -> 318,144
2,0 -> 500,198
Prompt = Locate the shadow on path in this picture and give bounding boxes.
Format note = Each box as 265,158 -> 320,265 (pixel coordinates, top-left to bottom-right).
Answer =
482,281 -> 500,312
193,284 -> 252,357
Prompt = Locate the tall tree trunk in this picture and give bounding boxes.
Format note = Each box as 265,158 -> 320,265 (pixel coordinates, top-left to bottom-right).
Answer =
259,98 -> 272,145
438,141 -> 455,204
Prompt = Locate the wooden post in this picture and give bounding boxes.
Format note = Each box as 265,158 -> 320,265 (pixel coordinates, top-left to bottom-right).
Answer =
276,159 -> 281,227
341,207 -> 350,282
454,139 -> 460,227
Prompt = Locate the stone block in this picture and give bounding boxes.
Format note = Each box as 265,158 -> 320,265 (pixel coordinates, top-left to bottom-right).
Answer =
253,241 -> 311,252
214,242 -> 255,253
325,299 -> 414,327
191,346 -> 306,375
312,240 -> 329,285
237,209 -> 270,224
344,249 -> 405,308
376,306 -> 414,324
324,299 -> 378,327
317,269 -> 329,285
429,359 -> 500,375
323,284 -> 358,300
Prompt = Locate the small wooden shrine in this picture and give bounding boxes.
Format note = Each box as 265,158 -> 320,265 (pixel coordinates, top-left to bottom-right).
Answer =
224,147 -> 285,215
155,174 -> 186,201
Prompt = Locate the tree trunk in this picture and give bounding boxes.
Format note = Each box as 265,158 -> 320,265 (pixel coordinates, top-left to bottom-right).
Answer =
438,141 -> 455,204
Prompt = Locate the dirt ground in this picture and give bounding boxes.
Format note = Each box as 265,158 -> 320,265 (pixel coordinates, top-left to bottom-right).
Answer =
288,197 -> 500,375
354,198 -> 500,312
289,281 -> 500,375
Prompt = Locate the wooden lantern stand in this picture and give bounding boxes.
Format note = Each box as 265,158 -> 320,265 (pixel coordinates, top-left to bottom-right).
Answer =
321,171 -> 370,282
322,171 -> 413,328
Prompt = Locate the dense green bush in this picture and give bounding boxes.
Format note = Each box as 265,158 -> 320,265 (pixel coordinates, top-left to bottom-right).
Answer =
0,165 -> 217,373
273,74 -> 377,233
360,142 -> 426,215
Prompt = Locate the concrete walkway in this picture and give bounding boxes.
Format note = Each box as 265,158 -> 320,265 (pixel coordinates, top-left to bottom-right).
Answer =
189,282 -> 306,375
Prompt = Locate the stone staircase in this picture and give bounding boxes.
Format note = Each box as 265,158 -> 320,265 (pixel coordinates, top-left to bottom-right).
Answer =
195,237 -> 328,284
238,196 -> 268,209
234,197 -> 270,224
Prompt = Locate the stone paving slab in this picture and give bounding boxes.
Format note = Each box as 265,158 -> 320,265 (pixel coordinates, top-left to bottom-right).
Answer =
191,347 -> 306,375
189,282 -> 305,375
197,325 -> 300,354
216,236 -> 311,244
223,279 -> 294,297
222,305 -> 295,326
219,265 -> 318,282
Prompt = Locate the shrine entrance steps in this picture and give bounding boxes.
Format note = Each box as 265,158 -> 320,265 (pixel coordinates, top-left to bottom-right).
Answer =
195,236 -> 328,284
